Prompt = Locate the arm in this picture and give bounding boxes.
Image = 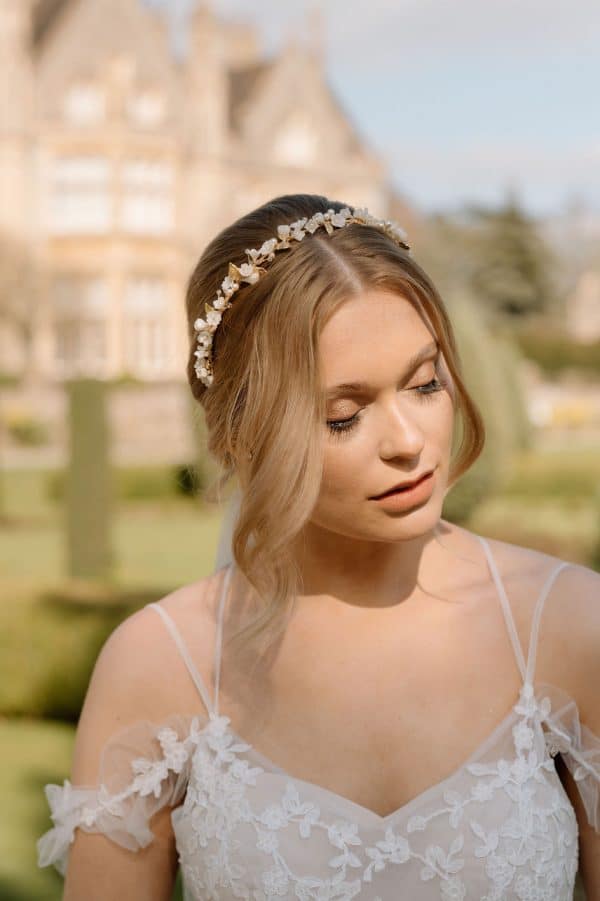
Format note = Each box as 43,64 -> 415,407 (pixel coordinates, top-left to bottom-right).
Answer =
61,607 -> 183,900
557,563 -> 600,897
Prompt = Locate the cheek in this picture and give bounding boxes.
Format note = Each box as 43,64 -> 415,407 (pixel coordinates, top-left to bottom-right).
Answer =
322,444 -> 369,497
438,396 -> 456,443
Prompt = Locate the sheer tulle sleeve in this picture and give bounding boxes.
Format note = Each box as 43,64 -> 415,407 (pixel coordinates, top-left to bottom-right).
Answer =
37,712 -> 205,876
540,682 -> 600,832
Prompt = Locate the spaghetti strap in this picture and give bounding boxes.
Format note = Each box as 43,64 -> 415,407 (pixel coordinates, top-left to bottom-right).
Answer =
476,534 -> 574,689
523,558 -> 572,687
214,562 -> 233,716
476,534 -> 528,683
145,563 -> 234,718
146,602 -> 215,716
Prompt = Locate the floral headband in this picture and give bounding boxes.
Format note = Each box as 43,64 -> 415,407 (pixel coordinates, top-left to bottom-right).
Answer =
193,206 -> 411,387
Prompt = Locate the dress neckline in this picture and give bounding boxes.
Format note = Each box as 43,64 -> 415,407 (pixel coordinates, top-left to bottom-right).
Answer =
153,532 -> 571,825
199,677 -> 545,828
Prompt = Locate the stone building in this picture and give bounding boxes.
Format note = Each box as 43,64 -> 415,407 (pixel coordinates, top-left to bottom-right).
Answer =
0,0 -> 416,383
565,270 -> 600,344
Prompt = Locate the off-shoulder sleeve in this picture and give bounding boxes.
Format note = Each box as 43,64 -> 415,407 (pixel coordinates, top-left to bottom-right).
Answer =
37,712 -> 205,876
540,682 -> 600,832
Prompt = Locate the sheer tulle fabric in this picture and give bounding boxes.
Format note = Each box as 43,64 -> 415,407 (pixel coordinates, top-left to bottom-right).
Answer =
37,682 -> 599,881
541,681 -> 600,831
37,712 -> 206,876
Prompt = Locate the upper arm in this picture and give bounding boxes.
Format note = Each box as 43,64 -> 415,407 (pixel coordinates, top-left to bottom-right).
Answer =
554,562 -> 600,896
63,606 -> 182,901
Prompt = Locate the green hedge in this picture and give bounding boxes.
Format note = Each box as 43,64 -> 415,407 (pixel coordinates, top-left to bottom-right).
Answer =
0,584 -> 172,720
514,329 -> 600,377
47,463 -> 206,503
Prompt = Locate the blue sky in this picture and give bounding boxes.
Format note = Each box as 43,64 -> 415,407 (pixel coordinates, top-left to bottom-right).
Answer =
152,0 -> 600,218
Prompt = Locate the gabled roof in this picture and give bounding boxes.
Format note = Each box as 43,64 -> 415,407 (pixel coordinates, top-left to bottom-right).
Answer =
33,0 -> 74,46
227,60 -> 274,134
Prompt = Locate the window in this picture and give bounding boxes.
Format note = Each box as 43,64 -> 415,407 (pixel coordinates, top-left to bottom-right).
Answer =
273,112 -> 319,167
119,159 -> 174,235
64,83 -> 106,125
49,156 -> 111,234
123,276 -> 170,375
128,90 -> 165,128
52,275 -> 108,376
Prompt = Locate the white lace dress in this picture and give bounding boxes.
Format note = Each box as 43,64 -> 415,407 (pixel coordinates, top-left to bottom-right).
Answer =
37,535 -> 600,900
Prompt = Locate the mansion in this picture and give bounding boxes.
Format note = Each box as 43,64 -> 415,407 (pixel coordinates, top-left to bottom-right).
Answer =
0,0 -> 416,383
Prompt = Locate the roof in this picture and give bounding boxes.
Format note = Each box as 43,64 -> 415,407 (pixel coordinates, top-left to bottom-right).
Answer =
33,0 -> 73,46
227,60 -> 274,133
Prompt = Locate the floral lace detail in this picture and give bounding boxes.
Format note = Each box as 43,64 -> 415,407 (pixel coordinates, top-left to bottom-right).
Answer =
168,681 -> 579,901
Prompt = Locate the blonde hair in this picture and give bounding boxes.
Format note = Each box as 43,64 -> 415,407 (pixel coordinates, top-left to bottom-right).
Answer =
185,193 -> 486,653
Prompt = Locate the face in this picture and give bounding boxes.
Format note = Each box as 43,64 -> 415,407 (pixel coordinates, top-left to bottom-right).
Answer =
313,289 -> 455,543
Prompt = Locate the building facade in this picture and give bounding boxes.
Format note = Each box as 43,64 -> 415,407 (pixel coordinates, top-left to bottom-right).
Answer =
0,0 -> 416,383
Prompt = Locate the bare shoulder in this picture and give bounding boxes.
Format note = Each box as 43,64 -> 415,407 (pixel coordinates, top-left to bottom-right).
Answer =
470,527 -> 594,587
83,568 -> 228,727
476,530 -> 599,714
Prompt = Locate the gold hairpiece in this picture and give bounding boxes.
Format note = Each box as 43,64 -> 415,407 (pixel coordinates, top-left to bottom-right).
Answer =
193,206 -> 411,387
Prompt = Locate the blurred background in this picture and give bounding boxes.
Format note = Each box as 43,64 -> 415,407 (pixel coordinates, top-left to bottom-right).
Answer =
1,0 -> 598,897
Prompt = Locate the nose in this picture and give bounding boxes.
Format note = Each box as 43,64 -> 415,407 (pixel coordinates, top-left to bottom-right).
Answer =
378,400 -> 426,459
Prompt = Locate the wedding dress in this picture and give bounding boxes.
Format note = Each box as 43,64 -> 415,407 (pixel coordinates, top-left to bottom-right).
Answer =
37,495 -> 599,899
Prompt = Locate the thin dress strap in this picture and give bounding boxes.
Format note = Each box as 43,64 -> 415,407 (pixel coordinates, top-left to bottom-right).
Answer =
476,534 -> 572,688
523,557 -> 572,687
213,562 -> 233,716
145,562 -> 234,718
476,534 -> 528,683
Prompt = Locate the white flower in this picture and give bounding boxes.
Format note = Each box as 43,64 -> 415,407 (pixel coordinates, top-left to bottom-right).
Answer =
206,309 -> 222,327
80,806 -> 98,827
471,780 -> 495,802
259,803 -> 289,830
331,209 -> 351,227
238,262 -> 260,283
158,727 -> 189,772
440,875 -> 467,900
220,276 -> 237,294
260,238 -> 278,255
130,757 -> 169,798
262,865 -> 289,896
407,813 -> 427,832
327,820 -> 362,850
513,721 -> 535,752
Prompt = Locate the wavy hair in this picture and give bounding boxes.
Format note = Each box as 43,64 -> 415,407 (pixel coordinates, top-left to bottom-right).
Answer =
185,193 -> 486,653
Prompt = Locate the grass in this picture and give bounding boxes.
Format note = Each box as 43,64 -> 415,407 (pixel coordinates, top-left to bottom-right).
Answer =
0,717 -> 74,900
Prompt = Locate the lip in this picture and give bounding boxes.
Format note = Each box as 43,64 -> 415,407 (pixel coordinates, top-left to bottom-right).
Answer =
371,469 -> 434,500
369,470 -> 435,511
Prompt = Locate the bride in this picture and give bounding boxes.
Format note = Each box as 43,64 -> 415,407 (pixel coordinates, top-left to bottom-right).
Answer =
38,194 -> 599,899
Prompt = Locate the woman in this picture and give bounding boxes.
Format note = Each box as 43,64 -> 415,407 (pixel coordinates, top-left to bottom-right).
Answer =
38,194 -> 600,899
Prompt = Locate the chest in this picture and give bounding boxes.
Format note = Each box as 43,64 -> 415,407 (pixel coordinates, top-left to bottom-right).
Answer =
223,592 -> 530,819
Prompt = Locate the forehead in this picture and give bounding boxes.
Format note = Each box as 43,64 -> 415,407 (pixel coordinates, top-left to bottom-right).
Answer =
319,291 -> 434,387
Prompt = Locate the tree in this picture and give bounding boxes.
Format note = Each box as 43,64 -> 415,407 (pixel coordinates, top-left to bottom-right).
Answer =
464,189 -> 561,324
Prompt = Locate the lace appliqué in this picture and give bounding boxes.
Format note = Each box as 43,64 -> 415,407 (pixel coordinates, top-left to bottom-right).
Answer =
172,682 -> 579,901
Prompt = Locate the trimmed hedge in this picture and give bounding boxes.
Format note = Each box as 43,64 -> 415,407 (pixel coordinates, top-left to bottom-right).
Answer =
514,329 -> 600,377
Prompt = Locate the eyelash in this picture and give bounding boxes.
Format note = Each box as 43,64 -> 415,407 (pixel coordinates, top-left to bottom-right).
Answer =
326,377 -> 446,438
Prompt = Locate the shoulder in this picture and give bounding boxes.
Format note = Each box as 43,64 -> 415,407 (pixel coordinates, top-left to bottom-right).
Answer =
84,568 -> 228,724
480,531 -> 599,721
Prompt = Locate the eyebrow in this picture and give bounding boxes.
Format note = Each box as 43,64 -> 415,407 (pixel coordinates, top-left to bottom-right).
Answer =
325,339 -> 440,401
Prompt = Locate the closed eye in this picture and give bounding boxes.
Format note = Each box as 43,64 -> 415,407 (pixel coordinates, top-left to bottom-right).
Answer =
326,377 -> 446,438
